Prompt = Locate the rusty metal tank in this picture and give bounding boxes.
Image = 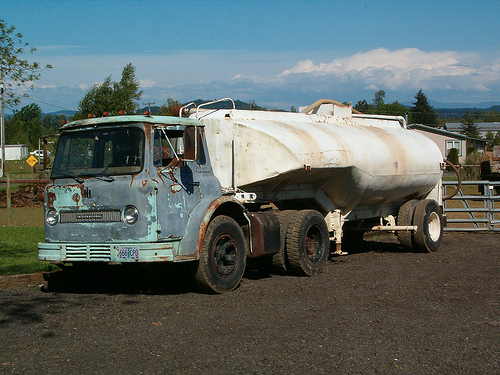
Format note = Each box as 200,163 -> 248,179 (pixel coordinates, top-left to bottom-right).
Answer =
194,103 -> 443,216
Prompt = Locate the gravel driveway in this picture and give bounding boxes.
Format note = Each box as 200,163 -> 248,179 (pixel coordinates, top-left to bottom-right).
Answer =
0,232 -> 498,374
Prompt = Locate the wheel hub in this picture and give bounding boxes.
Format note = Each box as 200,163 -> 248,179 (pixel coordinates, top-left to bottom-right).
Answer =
212,233 -> 237,276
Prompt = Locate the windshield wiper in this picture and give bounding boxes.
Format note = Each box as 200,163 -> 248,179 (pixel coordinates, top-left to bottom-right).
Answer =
82,172 -> 115,182
53,167 -> 84,184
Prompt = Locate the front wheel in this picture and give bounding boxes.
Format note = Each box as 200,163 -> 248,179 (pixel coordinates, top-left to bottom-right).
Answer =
194,215 -> 247,293
413,199 -> 444,253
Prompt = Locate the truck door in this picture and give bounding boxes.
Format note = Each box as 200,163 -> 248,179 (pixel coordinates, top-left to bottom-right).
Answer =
153,126 -> 203,240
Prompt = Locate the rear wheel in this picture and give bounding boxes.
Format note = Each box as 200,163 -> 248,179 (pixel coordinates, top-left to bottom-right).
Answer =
194,215 -> 247,293
286,210 -> 329,276
413,199 -> 443,253
272,210 -> 297,273
396,199 -> 419,250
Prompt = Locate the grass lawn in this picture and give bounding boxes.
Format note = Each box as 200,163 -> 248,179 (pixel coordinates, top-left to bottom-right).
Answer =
0,226 -> 58,276
0,207 -> 57,276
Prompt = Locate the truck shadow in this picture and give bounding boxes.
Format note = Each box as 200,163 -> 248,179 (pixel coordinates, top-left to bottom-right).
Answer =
41,236 -> 405,295
340,232 -> 404,255
42,263 -> 200,295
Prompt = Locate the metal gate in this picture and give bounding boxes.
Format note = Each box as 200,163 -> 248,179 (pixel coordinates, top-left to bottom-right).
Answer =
442,180 -> 500,232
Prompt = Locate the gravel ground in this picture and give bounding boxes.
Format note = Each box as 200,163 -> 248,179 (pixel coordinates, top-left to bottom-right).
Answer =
0,232 -> 498,374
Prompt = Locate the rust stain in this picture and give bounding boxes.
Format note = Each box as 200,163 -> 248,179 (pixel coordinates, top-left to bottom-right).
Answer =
194,196 -> 243,257
174,254 -> 198,261
142,180 -> 148,188
47,192 -> 56,208
171,184 -> 182,194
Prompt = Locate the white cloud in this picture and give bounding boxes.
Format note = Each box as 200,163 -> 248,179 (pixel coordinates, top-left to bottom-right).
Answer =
475,84 -> 491,92
139,79 -> 156,88
25,48 -> 500,113
273,48 -> 500,104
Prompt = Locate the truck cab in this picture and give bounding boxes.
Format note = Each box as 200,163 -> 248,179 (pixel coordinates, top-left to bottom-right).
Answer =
40,115 -> 223,263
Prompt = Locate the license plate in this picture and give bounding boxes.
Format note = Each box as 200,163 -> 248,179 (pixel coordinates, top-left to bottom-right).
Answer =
117,246 -> 139,260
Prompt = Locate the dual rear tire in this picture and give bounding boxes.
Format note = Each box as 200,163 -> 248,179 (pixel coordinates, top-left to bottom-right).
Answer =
397,199 -> 443,253
273,210 -> 330,276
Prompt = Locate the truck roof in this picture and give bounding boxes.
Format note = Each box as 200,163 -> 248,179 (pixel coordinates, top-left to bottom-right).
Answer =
61,114 -> 203,130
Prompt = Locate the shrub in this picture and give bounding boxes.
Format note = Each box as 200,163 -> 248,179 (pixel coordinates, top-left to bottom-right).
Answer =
447,148 -> 459,166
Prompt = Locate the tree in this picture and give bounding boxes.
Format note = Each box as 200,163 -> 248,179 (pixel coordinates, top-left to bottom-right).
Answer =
460,110 -> 481,139
354,99 -> 372,113
484,110 -> 500,122
5,103 -> 43,149
42,113 -> 67,135
0,19 -> 52,106
1,19 -> 52,175
354,91 -> 407,117
73,63 -> 142,119
409,89 -> 439,127
157,98 -> 182,116
373,90 -> 385,107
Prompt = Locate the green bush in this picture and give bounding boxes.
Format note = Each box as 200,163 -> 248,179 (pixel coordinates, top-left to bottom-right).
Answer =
466,146 -> 476,156
447,148 -> 459,166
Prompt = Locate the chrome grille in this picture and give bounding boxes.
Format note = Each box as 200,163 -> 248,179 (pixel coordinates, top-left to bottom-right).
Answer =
65,245 -> 112,261
60,210 -> 121,223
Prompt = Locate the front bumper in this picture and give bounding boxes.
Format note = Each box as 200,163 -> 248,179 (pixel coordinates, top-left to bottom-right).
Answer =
38,240 -> 183,263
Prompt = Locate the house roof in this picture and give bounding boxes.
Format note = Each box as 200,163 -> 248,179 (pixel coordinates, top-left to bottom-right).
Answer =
409,123 -> 488,144
408,124 -> 468,139
444,122 -> 500,132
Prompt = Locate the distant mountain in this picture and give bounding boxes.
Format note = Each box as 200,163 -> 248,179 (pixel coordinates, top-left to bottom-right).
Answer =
48,110 -> 76,117
44,100 -> 500,119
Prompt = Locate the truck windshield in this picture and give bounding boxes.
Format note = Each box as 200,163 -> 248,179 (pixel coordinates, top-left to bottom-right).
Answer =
51,128 -> 144,179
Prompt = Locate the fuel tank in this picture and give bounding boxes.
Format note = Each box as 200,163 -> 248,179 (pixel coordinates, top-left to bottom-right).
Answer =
195,103 -> 443,214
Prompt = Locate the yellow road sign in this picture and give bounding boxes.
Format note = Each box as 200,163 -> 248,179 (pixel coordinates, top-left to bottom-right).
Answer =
26,155 -> 38,167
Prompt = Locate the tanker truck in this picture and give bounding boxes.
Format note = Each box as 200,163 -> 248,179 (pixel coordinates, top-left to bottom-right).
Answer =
39,98 -> 445,293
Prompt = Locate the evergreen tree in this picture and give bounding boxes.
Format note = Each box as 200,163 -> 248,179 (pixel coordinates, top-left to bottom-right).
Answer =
409,89 -> 439,127
460,110 -> 481,138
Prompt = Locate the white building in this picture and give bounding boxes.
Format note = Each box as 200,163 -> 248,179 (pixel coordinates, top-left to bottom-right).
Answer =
0,144 -> 29,160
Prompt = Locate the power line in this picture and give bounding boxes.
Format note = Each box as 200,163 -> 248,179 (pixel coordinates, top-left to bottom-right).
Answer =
24,96 -> 73,112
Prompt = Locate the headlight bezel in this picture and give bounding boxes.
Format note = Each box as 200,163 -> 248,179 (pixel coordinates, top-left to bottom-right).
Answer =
46,209 -> 59,226
124,205 -> 139,225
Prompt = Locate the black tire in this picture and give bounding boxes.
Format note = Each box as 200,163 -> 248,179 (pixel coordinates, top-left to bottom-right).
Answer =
271,210 -> 297,273
194,215 -> 247,293
286,210 -> 330,276
412,199 -> 443,253
396,199 -> 419,250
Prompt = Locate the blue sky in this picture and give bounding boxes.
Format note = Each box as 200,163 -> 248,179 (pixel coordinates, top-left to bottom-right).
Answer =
2,0 -> 500,113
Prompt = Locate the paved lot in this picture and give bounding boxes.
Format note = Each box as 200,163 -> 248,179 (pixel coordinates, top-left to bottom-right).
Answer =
0,232 -> 499,374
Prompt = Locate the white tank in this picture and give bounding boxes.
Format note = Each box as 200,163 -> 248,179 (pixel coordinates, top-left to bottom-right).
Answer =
195,103 -> 443,216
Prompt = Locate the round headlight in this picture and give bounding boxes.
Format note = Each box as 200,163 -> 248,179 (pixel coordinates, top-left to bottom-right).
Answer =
46,209 -> 59,226
124,206 -> 139,225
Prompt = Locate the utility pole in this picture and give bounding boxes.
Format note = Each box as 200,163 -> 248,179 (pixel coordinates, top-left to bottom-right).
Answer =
143,102 -> 155,113
1,71 -> 5,178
